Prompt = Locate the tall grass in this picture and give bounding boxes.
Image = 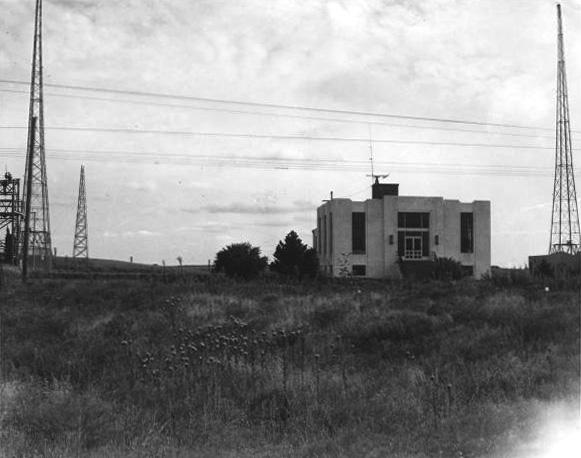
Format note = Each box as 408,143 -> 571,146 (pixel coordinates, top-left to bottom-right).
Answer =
0,275 -> 578,457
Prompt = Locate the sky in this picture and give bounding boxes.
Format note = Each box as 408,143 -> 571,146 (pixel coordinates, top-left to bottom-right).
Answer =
1,0 -> 581,266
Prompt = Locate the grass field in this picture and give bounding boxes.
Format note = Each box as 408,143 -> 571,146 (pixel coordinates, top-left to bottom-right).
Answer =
0,269 -> 579,457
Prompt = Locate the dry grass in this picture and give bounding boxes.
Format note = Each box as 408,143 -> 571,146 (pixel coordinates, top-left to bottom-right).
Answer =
0,274 -> 579,457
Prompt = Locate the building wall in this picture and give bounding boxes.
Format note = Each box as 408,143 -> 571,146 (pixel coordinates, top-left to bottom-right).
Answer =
315,194 -> 491,279
473,201 -> 492,278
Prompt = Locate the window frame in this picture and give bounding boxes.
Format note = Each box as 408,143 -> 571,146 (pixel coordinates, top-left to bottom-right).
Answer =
352,264 -> 366,276
460,212 -> 474,253
351,212 -> 366,254
397,212 -> 430,259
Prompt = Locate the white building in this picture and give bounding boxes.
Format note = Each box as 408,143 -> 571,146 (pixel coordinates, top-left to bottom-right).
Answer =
313,181 -> 491,279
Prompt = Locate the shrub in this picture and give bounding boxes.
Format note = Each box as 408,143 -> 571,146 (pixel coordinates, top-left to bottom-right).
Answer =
433,257 -> 464,280
213,242 -> 268,280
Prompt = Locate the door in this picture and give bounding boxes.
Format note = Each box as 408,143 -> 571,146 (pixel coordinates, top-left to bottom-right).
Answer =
405,235 -> 422,259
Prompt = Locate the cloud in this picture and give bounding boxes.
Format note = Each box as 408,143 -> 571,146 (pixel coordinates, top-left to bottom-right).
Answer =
1,0 -> 572,266
198,200 -> 316,215
103,229 -> 161,238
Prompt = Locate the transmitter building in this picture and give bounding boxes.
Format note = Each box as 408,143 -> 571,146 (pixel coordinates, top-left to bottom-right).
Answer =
313,180 -> 491,279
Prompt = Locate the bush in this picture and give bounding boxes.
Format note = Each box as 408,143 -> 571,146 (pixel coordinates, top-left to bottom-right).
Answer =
213,242 -> 268,280
433,257 -> 463,280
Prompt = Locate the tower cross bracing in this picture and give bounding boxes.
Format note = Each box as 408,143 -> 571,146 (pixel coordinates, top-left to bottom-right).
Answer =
22,0 -> 52,267
73,165 -> 88,259
549,4 -> 580,254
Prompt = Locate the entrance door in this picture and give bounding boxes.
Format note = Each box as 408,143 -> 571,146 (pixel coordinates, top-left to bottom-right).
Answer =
405,235 -> 422,259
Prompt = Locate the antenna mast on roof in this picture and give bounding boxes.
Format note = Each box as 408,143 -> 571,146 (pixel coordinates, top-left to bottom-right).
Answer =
368,123 -> 375,183
365,123 -> 389,184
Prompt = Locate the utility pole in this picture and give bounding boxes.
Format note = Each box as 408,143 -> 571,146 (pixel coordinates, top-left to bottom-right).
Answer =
549,4 -> 580,254
22,0 -> 52,271
73,165 -> 88,260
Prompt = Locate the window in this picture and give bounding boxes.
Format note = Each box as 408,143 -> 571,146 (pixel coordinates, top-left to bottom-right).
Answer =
435,235 -> 439,245
329,213 -> 333,256
398,212 -> 429,229
461,213 -> 474,253
322,215 -> 326,255
461,265 -> 474,277
317,217 -> 321,253
398,212 -> 430,259
352,265 -> 366,276
352,212 -> 366,253
389,234 -> 394,245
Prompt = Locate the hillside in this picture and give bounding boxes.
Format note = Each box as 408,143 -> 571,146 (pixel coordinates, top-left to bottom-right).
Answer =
50,256 -> 210,275
0,273 -> 579,457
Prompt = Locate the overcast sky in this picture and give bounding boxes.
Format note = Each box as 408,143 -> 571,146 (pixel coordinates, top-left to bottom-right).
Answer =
1,0 -> 581,266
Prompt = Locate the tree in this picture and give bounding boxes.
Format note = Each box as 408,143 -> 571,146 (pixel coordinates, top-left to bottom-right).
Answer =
270,231 -> 319,279
213,242 -> 268,280
301,247 -> 320,279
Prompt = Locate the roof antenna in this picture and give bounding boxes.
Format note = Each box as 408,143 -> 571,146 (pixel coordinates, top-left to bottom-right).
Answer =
365,123 -> 389,184
322,190 -> 333,202
368,123 -> 375,183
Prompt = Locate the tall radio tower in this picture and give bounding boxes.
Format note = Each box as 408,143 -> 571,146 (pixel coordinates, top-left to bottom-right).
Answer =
73,165 -> 88,259
549,4 -> 580,255
23,0 -> 52,267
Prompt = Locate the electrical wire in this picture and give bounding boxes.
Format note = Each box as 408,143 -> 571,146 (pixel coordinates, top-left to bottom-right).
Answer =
0,88 -> 557,140
0,148 -> 553,176
0,127 -> 553,149
0,78 -> 555,131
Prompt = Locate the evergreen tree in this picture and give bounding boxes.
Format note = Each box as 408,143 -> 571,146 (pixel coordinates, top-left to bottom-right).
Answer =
271,231 -> 319,279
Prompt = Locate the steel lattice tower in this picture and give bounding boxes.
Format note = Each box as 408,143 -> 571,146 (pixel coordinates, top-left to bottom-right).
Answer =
23,0 -> 52,267
73,165 -> 88,259
549,4 -> 581,255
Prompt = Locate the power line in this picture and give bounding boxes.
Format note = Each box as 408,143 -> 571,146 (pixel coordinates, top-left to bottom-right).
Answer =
0,127 -> 553,150
0,148 -> 553,176
0,88 -> 556,139
0,78 -> 554,131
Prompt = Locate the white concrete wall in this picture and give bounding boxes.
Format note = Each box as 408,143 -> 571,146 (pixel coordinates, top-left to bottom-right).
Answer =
383,197 -> 398,276
473,200 -> 491,278
365,199 -> 384,277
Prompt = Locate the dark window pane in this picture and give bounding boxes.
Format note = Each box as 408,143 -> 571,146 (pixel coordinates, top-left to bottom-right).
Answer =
352,212 -> 366,253
329,213 -> 333,255
317,217 -> 321,253
398,232 -> 405,256
461,265 -> 474,276
407,213 -> 421,227
322,215 -> 326,255
461,213 -> 474,253
422,232 -> 430,257
398,212 -> 430,229
352,265 -> 366,276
